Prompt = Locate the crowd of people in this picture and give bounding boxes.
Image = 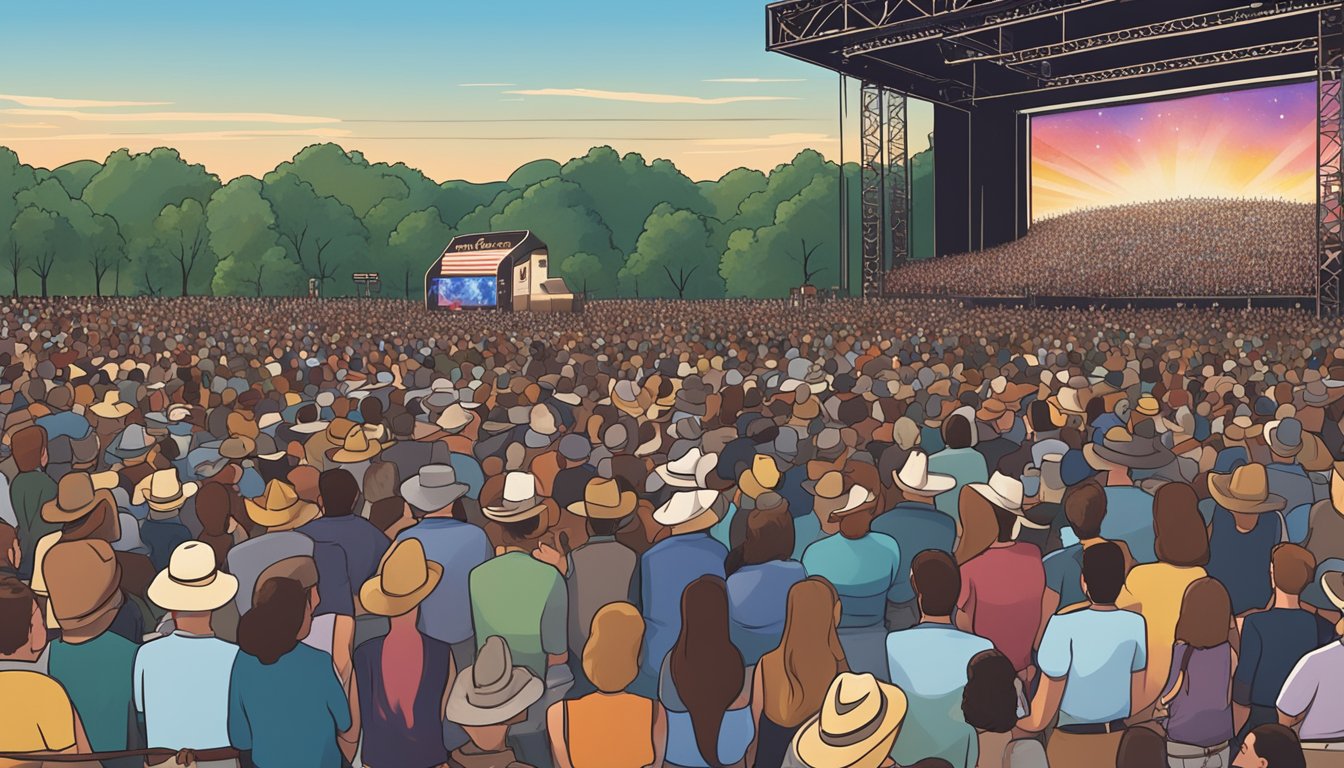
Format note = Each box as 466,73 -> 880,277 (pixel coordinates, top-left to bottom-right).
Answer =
885,198 -> 1315,298
1,294 -> 1343,768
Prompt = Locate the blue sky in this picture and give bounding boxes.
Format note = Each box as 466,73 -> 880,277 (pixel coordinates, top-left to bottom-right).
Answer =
0,0 -> 933,182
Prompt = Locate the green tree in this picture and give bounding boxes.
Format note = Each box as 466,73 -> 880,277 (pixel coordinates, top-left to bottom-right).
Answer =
81,148 -> 219,239
49,159 -> 103,199
554,252 -> 604,296
262,173 -> 368,295
620,204 -> 724,299
721,174 -> 844,297
560,147 -> 710,253
699,167 -> 767,223
13,206 -> 76,297
386,207 -> 454,298
151,199 -> 215,295
208,176 -> 304,297
489,177 -> 621,296
0,147 -> 38,296
507,159 -> 562,188
85,215 -> 124,297
269,144 -> 409,218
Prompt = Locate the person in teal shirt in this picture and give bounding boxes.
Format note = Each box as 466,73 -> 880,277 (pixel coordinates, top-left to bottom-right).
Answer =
927,413 -> 988,520
801,471 -> 900,681
228,565 -> 352,768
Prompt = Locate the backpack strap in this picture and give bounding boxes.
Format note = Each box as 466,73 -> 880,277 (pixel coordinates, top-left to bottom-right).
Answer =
1159,644 -> 1197,708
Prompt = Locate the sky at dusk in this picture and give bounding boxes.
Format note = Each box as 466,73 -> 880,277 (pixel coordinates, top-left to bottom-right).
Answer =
0,0 -> 933,183
1030,81 -> 1316,220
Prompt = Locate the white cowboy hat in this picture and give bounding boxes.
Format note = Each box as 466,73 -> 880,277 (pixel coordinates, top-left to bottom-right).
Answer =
967,472 -> 1024,512
655,447 -> 719,489
894,450 -> 955,495
147,541 -> 239,613
482,471 -> 546,523
653,489 -> 720,527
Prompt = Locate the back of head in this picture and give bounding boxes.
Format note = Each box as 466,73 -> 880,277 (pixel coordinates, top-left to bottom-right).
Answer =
1153,482 -> 1209,567
369,496 -> 407,534
318,468 -> 360,517
237,576 -> 307,664
0,522 -> 17,569
582,602 -> 644,694
911,550 -> 960,619
1082,541 -> 1125,605
1064,482 -> 1107,540
0,577 -> 35,656
1174,577 -> 1232,649
961,649 -> 1018,733
768,577 -> 846,727
11,425 -> 47,472
943,415 -> 973,450
1115,724 -> 1167,768
1271,543 -> 1316,597
1247,724 -> 1306,768
672,575 -> 744,767
955,487 -> 998,563
741,498 -> 794,568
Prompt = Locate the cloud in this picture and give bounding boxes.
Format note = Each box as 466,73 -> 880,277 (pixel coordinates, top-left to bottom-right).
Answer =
2,108 -> 341,124
696,132 -> 831,146
502,88 -> 797,105
0,122 -> 57,129
458,83 -> 516,87
0,128 -> 351,142
0,93 -> 170,108
704,78 -> 806,83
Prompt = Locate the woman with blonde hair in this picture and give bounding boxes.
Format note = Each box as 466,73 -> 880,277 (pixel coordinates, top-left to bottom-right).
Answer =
548,601 -> 667,768
749,577 -> 849,768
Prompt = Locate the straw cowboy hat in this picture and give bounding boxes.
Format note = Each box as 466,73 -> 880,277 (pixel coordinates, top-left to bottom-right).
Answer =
1223,415 -> 1263,442
41,471 -> 118,524
568,477 -> 638,520
133,468 -> 199,518
147,541 -> 239,613
738,454 -> 781,499
43,539 -> 124,642
968,472 -> 1024,512
893,450 -> 955,495
1208,463 -> 1286,515
444,635 -> 544,727
326,424 -> 388,463
655,447 -> 719,489
88,390 -> 134,419
483,471 -> 546,523
244,479 -> 320,529
360,538 -> 443,618
794,672 -> 908,768
400,464 -> 470,513
1319,568 -> 1344,614
653,489 -> 721,528
435,403 -> 473,434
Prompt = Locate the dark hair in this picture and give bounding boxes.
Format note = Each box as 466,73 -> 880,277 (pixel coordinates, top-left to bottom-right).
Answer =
1153,483 -> 1209,567
1082,541 -> 1126,605
1064,482 -> 1107,540
1272,543 -> 1316,596
1027,400 -> 1057,433
237,576 -> 308,665
11,425 -> 47,472
1246,724 -> 1306,768
1115,725 -> 1168,768
369,497 -> 407,534
1174,577 -> 1232,649
943,414 -> 973,450
0,523 -> 16,569
991,502 -> 1017,543
0,577 -> 35,656
318,468 -> 360,517
359,396 -> 383,424
587,517 -> 622,537
670,576 -> 745,768
911,550 -> 960,618
498,514 -> 545,545
907,761 -> 955,768
727,502 -> 795,575
961,650 -> 1018,733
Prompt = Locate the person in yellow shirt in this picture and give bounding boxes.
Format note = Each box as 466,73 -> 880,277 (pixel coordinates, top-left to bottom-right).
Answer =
1118,482 -> 1211,717
0,576 -> 91,765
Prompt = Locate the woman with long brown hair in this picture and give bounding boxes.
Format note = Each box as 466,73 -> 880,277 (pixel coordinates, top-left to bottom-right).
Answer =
749,577 -> 848,768
660,575 -> 753,768
1158,577 -> 1236,768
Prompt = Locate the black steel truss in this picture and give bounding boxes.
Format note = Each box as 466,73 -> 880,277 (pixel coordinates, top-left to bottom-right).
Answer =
860,82 -> 885,298
1320,7 -> 1343,316
885,89 -> 910,272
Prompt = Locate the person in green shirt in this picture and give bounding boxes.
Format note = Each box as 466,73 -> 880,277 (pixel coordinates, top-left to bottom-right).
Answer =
9,425 -> 57,581
44,538 -> 140,756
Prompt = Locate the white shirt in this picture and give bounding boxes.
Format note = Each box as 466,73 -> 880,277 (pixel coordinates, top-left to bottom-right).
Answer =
1279,640 -> 1344,741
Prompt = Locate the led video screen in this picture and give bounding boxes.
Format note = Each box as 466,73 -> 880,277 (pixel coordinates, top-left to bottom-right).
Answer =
430,276 -> 498,308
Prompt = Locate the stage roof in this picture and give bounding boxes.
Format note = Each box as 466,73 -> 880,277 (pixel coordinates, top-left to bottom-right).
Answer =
766,0 -> 1333,111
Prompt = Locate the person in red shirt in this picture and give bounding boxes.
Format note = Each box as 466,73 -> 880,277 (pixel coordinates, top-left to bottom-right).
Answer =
955,472 -> 1047,678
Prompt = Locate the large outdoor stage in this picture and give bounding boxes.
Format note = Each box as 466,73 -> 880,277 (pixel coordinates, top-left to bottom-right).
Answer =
766,0 -> 1343,312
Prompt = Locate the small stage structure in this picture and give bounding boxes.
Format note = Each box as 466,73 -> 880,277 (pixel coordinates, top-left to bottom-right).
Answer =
424,230 -> 580,312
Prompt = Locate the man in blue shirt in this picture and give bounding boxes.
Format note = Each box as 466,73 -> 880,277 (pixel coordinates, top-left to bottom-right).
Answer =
396,462 -> 489,668
886,550 -> 993,768
633,488 -> 727,697
1042,483 -> 1135,620
136,541 -> 240,753
1084,427 -> 1163,563
300,468 -> 390,614
1264,418 -> 1316,516
876,449 -> 956,630
1020,541 -> 1147,767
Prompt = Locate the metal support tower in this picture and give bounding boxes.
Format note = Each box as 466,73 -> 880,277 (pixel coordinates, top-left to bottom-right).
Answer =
860,81 -> 885,297
1320,7 -> 1343,316
884,89 -> 909,272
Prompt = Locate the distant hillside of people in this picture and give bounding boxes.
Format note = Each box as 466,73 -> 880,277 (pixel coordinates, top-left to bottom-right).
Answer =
886,198 -> 1315,297
0,142 -> 936,301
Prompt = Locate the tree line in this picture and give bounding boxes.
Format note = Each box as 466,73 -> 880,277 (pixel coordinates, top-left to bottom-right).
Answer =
0,142 -> 933,300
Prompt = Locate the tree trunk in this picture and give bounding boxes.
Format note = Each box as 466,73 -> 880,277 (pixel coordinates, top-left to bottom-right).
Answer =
181,265 -> 189,296
93,268 -> 102,297
40,274 -> 48,298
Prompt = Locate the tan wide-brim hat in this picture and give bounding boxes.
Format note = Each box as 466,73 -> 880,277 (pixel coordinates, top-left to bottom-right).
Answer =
326,424 -> 389,463
41,471 -> 119,524
359,538 -> 443,618
148,541 -> 239,613
568,477 -> 638,520
738,454 -> 781,500
1207,463 -> 1285,515
244,479 -> 321,528
794,672 -> 907,768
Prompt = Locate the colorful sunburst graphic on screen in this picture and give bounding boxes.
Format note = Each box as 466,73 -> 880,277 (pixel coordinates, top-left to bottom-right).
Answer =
1030,81 -> 1316,221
